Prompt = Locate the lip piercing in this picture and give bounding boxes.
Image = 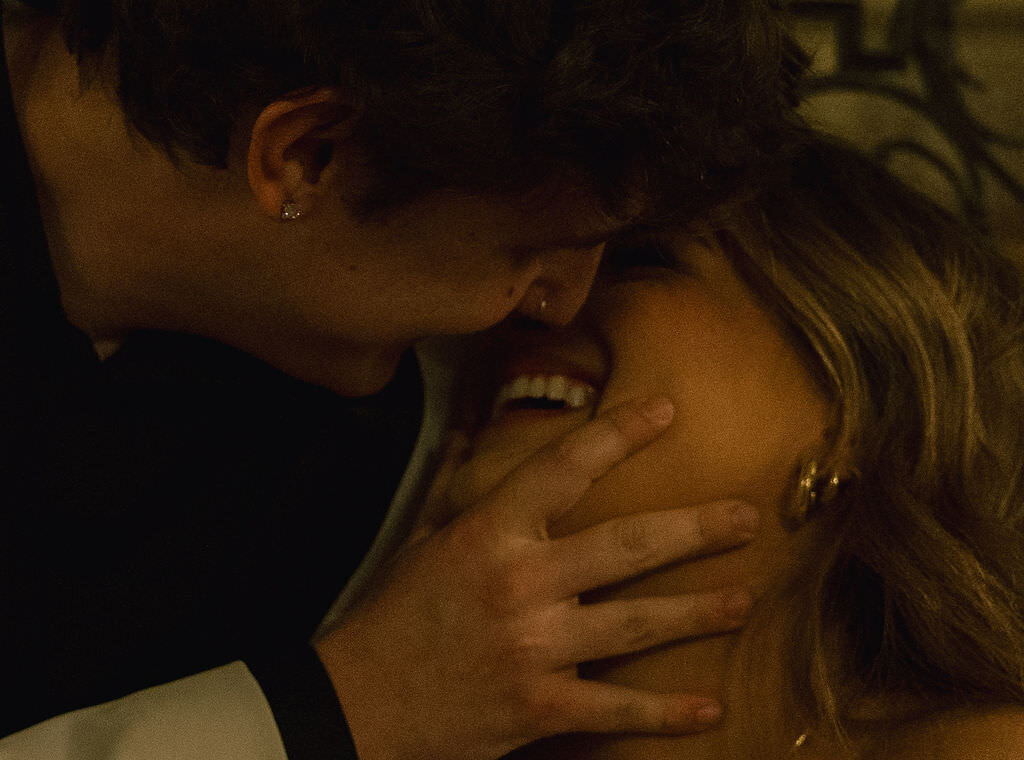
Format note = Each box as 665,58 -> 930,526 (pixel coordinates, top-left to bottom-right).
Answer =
539,299 -> 549,312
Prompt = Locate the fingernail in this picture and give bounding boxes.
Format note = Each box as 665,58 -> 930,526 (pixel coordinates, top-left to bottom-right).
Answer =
641,396 -> 675,426
731,503 -> 760,536
695,702 -> 722,724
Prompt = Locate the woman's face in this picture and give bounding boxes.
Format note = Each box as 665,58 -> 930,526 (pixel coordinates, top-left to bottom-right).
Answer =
442,229 -> 832,755
454,228 -> 831,539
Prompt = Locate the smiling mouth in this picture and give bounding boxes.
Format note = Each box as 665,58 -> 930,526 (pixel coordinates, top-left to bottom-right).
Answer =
490,374 -> 597,422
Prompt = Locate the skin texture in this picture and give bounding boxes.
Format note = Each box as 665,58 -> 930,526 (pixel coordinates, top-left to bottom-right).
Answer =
11,8 -> 1018,756
6,10 -> 621,396
867,708 -> 1024,760
318,396 -> 765,760
445,229 -> 1024,759
442,229 -> 833,760
3,7 -> 771,759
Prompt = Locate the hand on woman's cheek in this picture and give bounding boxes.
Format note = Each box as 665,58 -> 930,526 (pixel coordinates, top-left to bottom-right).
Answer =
561,245 -> 827,529
442,236 -> 831,727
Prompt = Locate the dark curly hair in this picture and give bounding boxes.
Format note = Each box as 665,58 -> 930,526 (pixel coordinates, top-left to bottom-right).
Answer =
44,0 -> 807,219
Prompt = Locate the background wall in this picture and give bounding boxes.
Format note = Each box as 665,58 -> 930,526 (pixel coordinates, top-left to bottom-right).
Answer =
789,0 -> 1023,255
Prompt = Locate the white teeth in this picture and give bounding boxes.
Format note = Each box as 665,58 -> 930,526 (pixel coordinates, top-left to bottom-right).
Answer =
511,376 -> 530,398
547,376 -> 568,401
566,385 -> 588,408
491,374 -> 597,420
528,375 -> 547,398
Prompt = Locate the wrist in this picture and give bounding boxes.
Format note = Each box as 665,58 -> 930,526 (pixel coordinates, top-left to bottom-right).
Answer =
314,622 -> 400,760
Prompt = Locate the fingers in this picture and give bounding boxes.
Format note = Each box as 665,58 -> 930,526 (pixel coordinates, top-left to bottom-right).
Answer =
551,588 -> 753,666
482,396 -> 675,535
544,500 -> 759,598
532,681 -> 723,738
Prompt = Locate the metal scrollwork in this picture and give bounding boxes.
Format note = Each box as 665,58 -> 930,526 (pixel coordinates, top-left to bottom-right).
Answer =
790,0 -> 1024,234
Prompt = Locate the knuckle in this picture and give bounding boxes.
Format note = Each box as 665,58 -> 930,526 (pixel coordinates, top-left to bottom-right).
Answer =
597,409 -> 630,437
620,608 -> 659,650
480,550 -> 550,614
693,506 -> 717,547
610,514 -> 651,557
592,416 -> 631,458
551,434 -> 590,478
674,593 -> 721,631
611,699 -> 650,731
498,626 -> 548,673
480,566 -> 532,613
552,417 -> 625,473
688,590 -> 743,632
613,517 -> 656,567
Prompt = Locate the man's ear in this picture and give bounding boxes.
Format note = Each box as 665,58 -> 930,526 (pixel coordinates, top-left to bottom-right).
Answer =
246,87 -> 360,219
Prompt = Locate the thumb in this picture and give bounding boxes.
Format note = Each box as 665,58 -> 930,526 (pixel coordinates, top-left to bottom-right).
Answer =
409,430 -> 472,538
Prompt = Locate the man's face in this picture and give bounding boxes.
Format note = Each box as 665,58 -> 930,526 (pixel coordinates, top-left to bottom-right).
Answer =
9,22 -> 633,397
261,183 -> 631,395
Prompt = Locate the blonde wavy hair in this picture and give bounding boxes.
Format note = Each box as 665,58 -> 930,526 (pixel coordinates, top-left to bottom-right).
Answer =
705,135 -> 1024,755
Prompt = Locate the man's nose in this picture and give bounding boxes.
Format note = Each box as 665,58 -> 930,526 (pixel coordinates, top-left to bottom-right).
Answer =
516,243 -> 605,327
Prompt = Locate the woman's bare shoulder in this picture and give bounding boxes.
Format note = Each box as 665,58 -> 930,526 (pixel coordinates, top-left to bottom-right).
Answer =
882,706 -> 1024,760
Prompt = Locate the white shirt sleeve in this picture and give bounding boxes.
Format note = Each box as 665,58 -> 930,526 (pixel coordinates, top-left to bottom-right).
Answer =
0,342 -> 461,760
0,662 -> 288,760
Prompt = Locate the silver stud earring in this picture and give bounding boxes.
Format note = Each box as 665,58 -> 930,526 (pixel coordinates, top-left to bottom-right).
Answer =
280,199 -> 303,221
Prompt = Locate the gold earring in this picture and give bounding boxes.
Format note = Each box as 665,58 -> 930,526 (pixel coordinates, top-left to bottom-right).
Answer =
787,459 -> 842,525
